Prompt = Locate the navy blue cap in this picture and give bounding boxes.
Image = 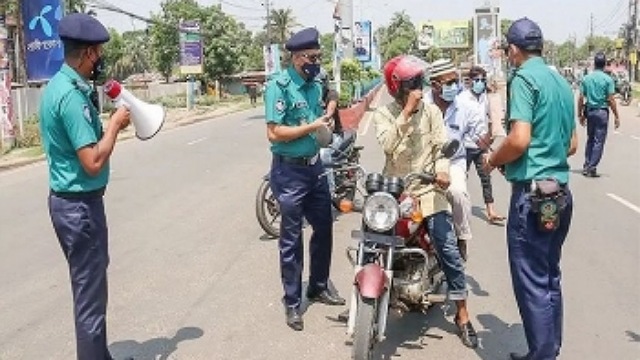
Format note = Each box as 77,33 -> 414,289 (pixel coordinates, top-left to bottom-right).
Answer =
285,27 -> 320,52
506,17 -> 544,51
594,52 -> 607,67
58,13 -> 110,44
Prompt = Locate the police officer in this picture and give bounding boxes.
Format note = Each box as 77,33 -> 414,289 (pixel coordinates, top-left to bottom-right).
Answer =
578,52 -> 620,178
263,27 -> 345,332
39,13 -> 131,360
484,18 -> 577,360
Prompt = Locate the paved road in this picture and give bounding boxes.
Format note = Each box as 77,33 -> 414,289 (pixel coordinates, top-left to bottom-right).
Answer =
0,92 -> 638,360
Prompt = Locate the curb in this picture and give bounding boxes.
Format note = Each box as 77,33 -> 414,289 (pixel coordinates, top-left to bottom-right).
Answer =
0,103 -> 256,172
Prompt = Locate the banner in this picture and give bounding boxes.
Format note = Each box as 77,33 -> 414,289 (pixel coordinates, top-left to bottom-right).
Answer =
474,7 -> 502,77
22,0 -> 64,82
263,44 -> 281,76
416,20 -> 469,49
179,20 -> 203,75
353,20 -> 371,63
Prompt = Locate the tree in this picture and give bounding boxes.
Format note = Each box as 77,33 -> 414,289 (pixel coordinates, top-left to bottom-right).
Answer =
320,33 -> 334,69
245,31 -> 268,71
103,28 -> 125,79
267,8 -> 299,45
149,0 -> 253,82
65,0 -> 86,13
377,12 -> 417,62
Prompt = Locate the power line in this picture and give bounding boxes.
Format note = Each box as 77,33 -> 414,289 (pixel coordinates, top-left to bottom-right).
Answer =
220,0 -> 263,13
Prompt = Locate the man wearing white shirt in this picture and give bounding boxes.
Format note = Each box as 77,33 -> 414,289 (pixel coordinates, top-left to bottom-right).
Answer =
457,66 -> 505,224
427,59 -> 490,261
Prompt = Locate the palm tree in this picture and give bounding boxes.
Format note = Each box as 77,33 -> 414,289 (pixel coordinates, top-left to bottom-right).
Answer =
266,8 -> 299,45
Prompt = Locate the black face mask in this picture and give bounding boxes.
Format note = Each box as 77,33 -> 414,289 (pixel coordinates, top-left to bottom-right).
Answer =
90,56 -> 105,82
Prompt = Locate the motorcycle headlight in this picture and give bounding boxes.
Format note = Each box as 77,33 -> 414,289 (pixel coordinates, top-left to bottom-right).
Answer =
363,192 -> 400,232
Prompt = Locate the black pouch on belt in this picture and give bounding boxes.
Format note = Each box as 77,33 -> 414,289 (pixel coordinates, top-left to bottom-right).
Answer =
529,178 -> 566,232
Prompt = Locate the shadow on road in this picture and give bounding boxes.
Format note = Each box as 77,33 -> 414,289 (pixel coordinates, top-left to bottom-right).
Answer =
474,313 -> 526,360
625,330 -> 640,342
467,274 -> 490,297
373,304 -> 457,359
109,326 -> 204,360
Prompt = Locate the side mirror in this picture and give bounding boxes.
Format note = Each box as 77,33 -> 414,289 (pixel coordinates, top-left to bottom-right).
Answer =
441,139 -> 460,159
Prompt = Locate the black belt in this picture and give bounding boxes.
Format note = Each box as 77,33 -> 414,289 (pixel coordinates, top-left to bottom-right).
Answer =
274,154 -> 319,166
50,187 -> 106,199
586,107 -> 608,111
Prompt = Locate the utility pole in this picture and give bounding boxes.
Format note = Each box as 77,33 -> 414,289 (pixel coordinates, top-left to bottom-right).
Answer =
263,0 -> 271,45
339,0 -> 353,59
626,0 -> 638,81
333,1 -> 342,94
0,2 -> 15,150
589,13 -> 595,56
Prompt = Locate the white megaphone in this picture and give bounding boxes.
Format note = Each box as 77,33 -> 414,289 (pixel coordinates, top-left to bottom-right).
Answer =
104,80 -> 165,140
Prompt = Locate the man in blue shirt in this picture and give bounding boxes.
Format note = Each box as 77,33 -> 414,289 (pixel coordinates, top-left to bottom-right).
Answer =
39,13 -> 131,360
485,18 -> 577,360
578,52 -> 620,177
264,27 -> 345,332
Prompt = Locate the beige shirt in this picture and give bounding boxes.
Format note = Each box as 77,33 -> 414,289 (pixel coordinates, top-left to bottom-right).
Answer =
372,101 -> 451,217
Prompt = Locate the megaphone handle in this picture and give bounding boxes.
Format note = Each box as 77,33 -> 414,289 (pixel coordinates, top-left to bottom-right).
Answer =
114,99 -> 130,110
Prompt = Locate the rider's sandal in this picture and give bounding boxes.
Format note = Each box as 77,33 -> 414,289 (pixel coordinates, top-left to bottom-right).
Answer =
455,315 -> 479,349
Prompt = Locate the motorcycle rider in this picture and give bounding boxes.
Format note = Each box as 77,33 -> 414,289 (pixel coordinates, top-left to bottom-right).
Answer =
369,55 -> 479,348
425,59 -> 490,261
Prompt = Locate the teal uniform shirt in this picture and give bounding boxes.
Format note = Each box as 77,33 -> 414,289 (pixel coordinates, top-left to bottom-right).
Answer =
264,66 -> 323,157
506,57 -> 576,184
580,69 -> 615,109
39,64 -> 109,192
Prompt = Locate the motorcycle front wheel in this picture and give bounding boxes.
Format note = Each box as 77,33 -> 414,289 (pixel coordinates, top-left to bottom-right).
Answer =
255,179 -> 281,238
352,296 -> 377,360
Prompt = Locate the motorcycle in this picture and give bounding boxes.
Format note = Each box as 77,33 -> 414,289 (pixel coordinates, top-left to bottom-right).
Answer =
255,130 -> 364,238
345,140 -> 459,360
613,71 -> 632,106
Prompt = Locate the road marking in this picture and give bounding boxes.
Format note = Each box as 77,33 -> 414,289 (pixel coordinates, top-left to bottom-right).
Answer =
607,193 -> 640,214
631,135 -> 640,141
241,122 -> 252,127
187,137 -> 207,146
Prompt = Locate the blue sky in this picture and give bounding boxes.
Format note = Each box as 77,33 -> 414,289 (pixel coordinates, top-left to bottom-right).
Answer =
92,0 -> 629,44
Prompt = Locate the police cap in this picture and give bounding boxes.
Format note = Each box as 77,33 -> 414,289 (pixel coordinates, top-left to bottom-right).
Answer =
285,27 -> 320,52
594,52 -> 607,68
506,17 -> 544,51
58,13 -> 110,45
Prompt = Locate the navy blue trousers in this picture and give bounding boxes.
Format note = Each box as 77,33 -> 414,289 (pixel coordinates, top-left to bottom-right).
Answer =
270,156 -> 333,308
584,108 -> 609,171
507,183 -> 573,360
48,194 -> 112,360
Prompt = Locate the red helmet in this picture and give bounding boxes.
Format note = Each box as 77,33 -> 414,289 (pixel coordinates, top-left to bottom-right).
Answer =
383,55 -> 428,97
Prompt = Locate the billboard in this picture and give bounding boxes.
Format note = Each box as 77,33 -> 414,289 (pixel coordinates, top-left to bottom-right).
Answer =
263,44 -> 281,76
474,8 -> 501,76
416,20 -> 469,49
353,20 -> 372,62
179,20 -> 203,75
22,0 -> 65,82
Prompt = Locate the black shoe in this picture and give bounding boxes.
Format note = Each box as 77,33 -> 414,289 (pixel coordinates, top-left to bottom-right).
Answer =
457,239 -> 468,262
455,316 -> 478,349
581,169 -> 589,176
307,289 -> 346,306
285,307 -> 303,331
588,169 -> 600,178
509,353 -> 529,360
337,308 -> 350,323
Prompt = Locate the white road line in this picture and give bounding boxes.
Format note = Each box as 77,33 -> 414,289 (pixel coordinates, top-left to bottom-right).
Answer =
607,193 -> 640,214
631,135 -> 640,141
186,137 -> 207,146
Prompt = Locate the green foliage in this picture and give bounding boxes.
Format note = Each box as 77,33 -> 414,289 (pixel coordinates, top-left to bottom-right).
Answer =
376,12 -> 417,62
266,8 -> 299,45
320,33 -> 334,69
341,59 -> 362,82
149,0 -> 253,82
16,115 -> 41,149
64,0 -> 86,13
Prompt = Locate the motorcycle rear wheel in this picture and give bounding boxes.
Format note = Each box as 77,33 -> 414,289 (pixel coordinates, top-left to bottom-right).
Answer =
255,179 -> 281,238
621,91 -> 632,106
352,296 -> 377,360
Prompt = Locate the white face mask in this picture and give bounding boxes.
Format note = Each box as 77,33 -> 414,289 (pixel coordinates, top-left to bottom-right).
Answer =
440,83 -> 459,102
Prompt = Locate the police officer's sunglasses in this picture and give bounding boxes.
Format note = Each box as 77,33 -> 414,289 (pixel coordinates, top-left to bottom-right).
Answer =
300,53 -> 322,63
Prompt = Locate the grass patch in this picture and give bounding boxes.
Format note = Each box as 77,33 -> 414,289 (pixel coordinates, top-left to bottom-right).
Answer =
15,115 -> 41,149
